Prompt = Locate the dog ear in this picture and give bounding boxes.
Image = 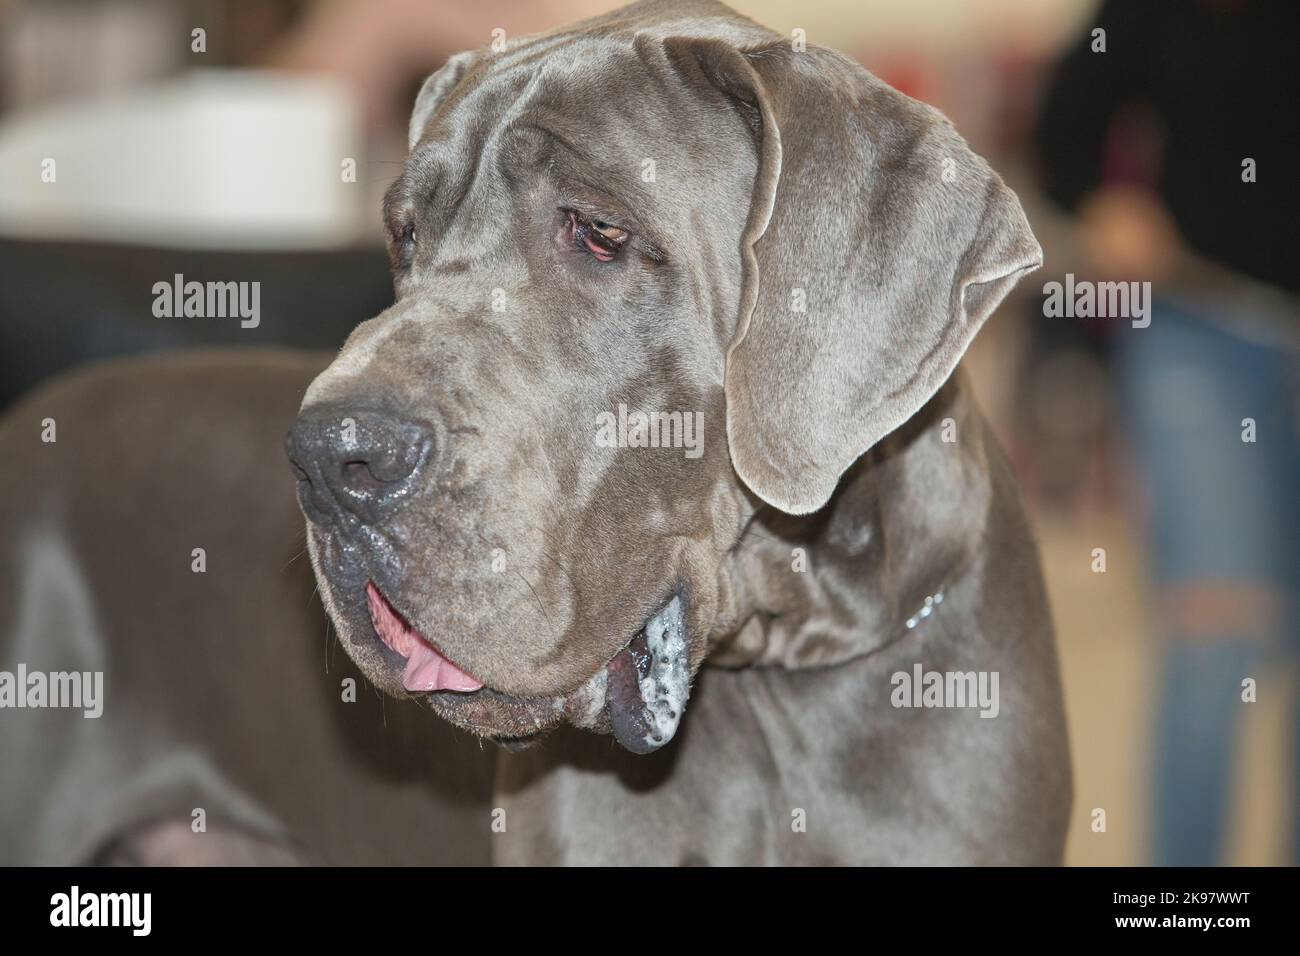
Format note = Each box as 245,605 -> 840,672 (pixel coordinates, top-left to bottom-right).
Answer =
409,51 -> 479,149
666,38 -> 1042,515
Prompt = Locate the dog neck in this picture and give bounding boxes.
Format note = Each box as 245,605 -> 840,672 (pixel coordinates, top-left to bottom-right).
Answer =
710,374 -> 992,669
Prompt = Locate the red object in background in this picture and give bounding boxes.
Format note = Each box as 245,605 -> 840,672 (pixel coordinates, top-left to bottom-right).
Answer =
873,55 -> 934,106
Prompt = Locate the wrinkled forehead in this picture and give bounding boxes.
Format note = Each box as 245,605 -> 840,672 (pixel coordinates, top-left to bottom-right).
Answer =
389,34 -> 745,226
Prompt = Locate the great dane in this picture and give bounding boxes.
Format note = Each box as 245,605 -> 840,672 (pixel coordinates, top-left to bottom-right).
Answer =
0,0 -> 1070,864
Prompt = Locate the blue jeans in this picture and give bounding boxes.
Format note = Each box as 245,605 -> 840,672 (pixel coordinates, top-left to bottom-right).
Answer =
1116,301 -> 1300,865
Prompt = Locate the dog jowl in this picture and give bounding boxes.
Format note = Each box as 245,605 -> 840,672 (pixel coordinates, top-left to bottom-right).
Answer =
284,0 -> 1042,754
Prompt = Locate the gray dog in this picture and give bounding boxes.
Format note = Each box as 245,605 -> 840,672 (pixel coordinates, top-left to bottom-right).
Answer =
286,0 -> 1071,862
0,0 -> 1070,864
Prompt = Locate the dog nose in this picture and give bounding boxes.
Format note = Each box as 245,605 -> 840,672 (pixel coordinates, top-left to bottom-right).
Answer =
285,405 -> 435,526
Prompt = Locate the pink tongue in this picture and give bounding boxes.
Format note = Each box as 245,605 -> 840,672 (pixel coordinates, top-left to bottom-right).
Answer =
366,583 -> 485,693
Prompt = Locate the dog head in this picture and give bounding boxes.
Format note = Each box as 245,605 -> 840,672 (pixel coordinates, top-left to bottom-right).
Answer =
286,0 -> 1040,753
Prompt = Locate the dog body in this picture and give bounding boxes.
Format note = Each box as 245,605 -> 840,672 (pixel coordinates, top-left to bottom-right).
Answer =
494,395 -> 1071,865
0,0 -> 1070,864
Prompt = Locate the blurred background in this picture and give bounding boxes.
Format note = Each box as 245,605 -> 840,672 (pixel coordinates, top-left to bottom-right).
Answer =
0,0 -> 1294,865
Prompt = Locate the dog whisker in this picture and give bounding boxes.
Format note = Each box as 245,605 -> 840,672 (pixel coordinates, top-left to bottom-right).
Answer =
512,569 -> 555,638
280,547 -> 308,573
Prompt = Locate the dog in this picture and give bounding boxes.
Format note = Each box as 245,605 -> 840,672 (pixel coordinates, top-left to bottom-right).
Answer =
0,0 -> 1070,864
284,0 -> 1071,863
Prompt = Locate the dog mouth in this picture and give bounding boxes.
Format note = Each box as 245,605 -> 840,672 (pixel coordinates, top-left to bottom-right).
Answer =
602,594 -> 691,754
366,583 -> 486,693
362,582 -> 692,754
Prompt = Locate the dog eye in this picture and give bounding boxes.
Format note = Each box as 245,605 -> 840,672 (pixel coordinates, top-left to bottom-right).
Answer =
387,220 -> 417,270
564,209 -> 629,262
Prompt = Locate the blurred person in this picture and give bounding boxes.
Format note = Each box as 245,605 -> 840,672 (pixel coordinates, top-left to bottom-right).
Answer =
1035,0 -> 1299,865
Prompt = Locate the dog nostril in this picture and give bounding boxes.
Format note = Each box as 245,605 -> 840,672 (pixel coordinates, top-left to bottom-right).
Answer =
341,459 -> 373,488
286,407 -> 437,525
339,458 -> 406,495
